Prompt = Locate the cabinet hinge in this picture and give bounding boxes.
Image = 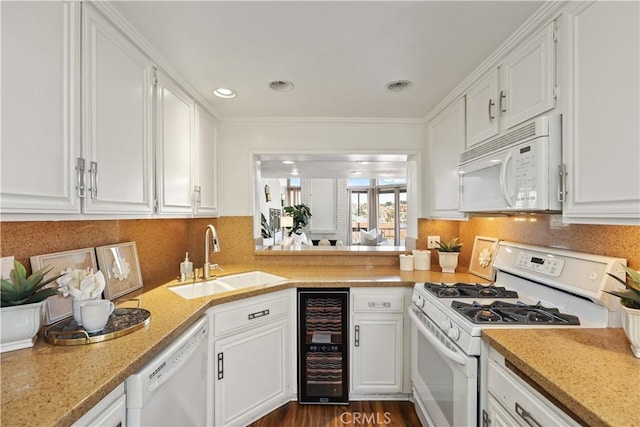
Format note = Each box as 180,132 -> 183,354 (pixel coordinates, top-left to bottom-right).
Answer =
553,22 -> 558,43
154,198 -> 159,213
553,84 -> 559,100
152,67 -> 158,87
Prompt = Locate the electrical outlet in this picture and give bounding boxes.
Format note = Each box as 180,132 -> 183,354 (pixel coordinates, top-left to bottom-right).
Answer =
427,236 -> 440,249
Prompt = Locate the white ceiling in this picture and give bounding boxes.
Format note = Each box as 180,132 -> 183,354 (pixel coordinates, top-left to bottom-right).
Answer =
111,1 -> 544,120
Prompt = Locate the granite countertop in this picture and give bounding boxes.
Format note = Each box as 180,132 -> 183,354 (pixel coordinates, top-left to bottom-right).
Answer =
1,265 -> 478,426
482,328 -> 640,427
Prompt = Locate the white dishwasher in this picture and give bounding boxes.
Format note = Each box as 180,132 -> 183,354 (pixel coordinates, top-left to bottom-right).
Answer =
126,316 -> 210,426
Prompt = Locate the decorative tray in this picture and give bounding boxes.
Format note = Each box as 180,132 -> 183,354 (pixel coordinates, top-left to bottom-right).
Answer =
43,307 -> 151,346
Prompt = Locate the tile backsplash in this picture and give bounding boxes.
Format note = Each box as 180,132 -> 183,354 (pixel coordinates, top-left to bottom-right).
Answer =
1,215 -> 638,287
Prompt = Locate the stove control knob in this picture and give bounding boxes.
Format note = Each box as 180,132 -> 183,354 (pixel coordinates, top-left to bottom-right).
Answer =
448,326 -> 460,341
414,295 -> 425,309
440,319 -> 451,332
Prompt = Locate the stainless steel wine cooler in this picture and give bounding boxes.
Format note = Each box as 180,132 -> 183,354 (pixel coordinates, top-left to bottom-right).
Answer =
297,289 -> 349,404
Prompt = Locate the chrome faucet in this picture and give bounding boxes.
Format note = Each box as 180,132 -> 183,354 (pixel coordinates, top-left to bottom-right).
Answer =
204,224 -> 221,279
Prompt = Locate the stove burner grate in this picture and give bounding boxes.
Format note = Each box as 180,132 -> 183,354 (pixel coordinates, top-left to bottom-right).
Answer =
451,300 -> 581,325
423,282 -> 519,299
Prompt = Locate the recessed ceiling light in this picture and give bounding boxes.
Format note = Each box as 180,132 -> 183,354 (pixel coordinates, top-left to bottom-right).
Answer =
358,161 -> 370,165
385,80 -> 413,93
290,169 -> 299,176
213,87 -> 237,99
269,80 -> 295,92
351,171 -> 363,175
282,160 -> 295,165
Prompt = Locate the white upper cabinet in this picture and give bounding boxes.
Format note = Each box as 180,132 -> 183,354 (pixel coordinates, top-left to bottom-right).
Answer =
428,97 -> 467,219
82,3 -> 154,214
194,105 -> 219,217
561,1 -> 640,225
1,2 -> 81,214
466,22 -> 556,148
465,69 -> 500,147
155,72 -> 195,214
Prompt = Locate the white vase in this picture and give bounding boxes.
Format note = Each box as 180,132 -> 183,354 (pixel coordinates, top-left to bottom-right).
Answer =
622,305 -> 640,358
0,301 -> 45,353
438,252 -> 460,273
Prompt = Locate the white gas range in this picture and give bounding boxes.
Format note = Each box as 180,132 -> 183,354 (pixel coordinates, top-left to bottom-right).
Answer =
409,241 -> 627,427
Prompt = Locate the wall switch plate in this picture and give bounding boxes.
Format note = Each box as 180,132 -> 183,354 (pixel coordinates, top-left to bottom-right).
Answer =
427,236 -> 440,249
1,256 -> 15,280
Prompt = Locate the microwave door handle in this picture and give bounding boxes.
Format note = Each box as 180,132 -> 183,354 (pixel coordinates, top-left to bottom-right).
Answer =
500,152 -> 515,207
409,309 -> 467,366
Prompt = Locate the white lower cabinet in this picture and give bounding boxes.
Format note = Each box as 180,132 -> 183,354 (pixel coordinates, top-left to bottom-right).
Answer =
485,347 -> 579,427
208,290 -> 294,427
350,288 -> 411,398
73,383 -> 126,427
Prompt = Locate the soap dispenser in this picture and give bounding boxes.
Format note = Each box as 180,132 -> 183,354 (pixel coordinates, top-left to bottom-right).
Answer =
180,252 -> 193,281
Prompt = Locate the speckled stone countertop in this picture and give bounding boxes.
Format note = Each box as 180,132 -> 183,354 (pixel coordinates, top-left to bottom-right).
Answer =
482,328 -> 640,427
1,265 -> 479,427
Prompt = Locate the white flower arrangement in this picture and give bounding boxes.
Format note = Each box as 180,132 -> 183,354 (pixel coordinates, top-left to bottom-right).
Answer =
478,248 -> 492,268
56,267 -> 106,300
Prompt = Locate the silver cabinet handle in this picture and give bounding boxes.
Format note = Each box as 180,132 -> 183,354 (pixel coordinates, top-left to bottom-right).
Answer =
482,409 -> 490,427
368,301 -> 391,309
354,325 -> 360,347
558,163 -> 567,202
217,352 -> 224,380
515,402 -> 542,427
488,98 -> 496,121
89,161 -> 98,199
500,90 -> 507,113
248,309 -> 269,320
76,158 -> 86,198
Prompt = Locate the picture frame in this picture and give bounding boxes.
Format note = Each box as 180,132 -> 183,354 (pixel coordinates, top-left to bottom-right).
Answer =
469,236 -> 500,281
95,241 -> 143,300
30,247 -> 98,324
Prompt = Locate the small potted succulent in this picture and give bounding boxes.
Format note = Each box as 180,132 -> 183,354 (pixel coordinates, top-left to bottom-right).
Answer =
1,261 -> 63,352
436,237 -> 463,273
606,264 -> 640,358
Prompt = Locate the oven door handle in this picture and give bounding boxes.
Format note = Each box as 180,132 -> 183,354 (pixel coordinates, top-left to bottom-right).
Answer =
409,309 -> 466,366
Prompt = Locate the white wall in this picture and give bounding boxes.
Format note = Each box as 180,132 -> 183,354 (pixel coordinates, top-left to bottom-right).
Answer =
218,118 -> 427,217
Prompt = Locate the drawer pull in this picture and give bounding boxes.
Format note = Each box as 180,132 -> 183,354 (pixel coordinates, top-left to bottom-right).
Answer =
515,402 -> 541,427
248,309 -> 270,320
368,301 -> 391,309
354,325 -> 360,347
217,352 -> 224,380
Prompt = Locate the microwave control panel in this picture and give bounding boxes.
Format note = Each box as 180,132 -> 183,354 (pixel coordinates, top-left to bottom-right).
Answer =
514,144 -> 539,206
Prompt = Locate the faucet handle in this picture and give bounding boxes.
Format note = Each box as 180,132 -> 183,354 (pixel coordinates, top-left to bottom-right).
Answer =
194,268 -> 202,281
211,264 -> 224,272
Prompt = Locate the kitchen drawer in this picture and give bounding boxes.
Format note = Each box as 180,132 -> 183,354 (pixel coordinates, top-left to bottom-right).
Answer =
352,289 -> 405,313
211,292 -> 291,337
488,356 -> 579,427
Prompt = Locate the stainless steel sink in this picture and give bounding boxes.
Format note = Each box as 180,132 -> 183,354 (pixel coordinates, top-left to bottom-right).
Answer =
169,271 -> 287,299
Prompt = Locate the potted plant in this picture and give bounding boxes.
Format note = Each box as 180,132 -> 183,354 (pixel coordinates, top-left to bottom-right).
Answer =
606,264 -> 640,358
436,238 -> 463,273
1,260 -> 63,352
283,204 -> 312,236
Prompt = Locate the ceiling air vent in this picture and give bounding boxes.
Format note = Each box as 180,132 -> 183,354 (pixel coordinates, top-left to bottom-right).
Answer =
269,80 -> 295,92
385,80 -> 413,93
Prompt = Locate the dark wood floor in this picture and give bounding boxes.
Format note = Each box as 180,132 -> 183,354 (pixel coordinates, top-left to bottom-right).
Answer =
248,401 -> 422,427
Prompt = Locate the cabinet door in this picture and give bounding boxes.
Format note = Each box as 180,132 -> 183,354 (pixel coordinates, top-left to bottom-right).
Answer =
351,314 -> 404,395
194,105 -> 218,216
486,396 -> 522,427
562,1 -> 640,224
214,321 -> 289,426
465,69 -> 500,148
1,2 -> 81,214
500,22 -> 556,130
156,73 -> 195,214
82,4 -> 154,214
428,97 -> 467,219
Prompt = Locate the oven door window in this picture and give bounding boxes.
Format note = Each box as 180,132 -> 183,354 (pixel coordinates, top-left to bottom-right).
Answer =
411,312 -> 478,427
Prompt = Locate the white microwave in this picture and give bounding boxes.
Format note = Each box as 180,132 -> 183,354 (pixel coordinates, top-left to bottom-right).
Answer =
458,115 -> 562,213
